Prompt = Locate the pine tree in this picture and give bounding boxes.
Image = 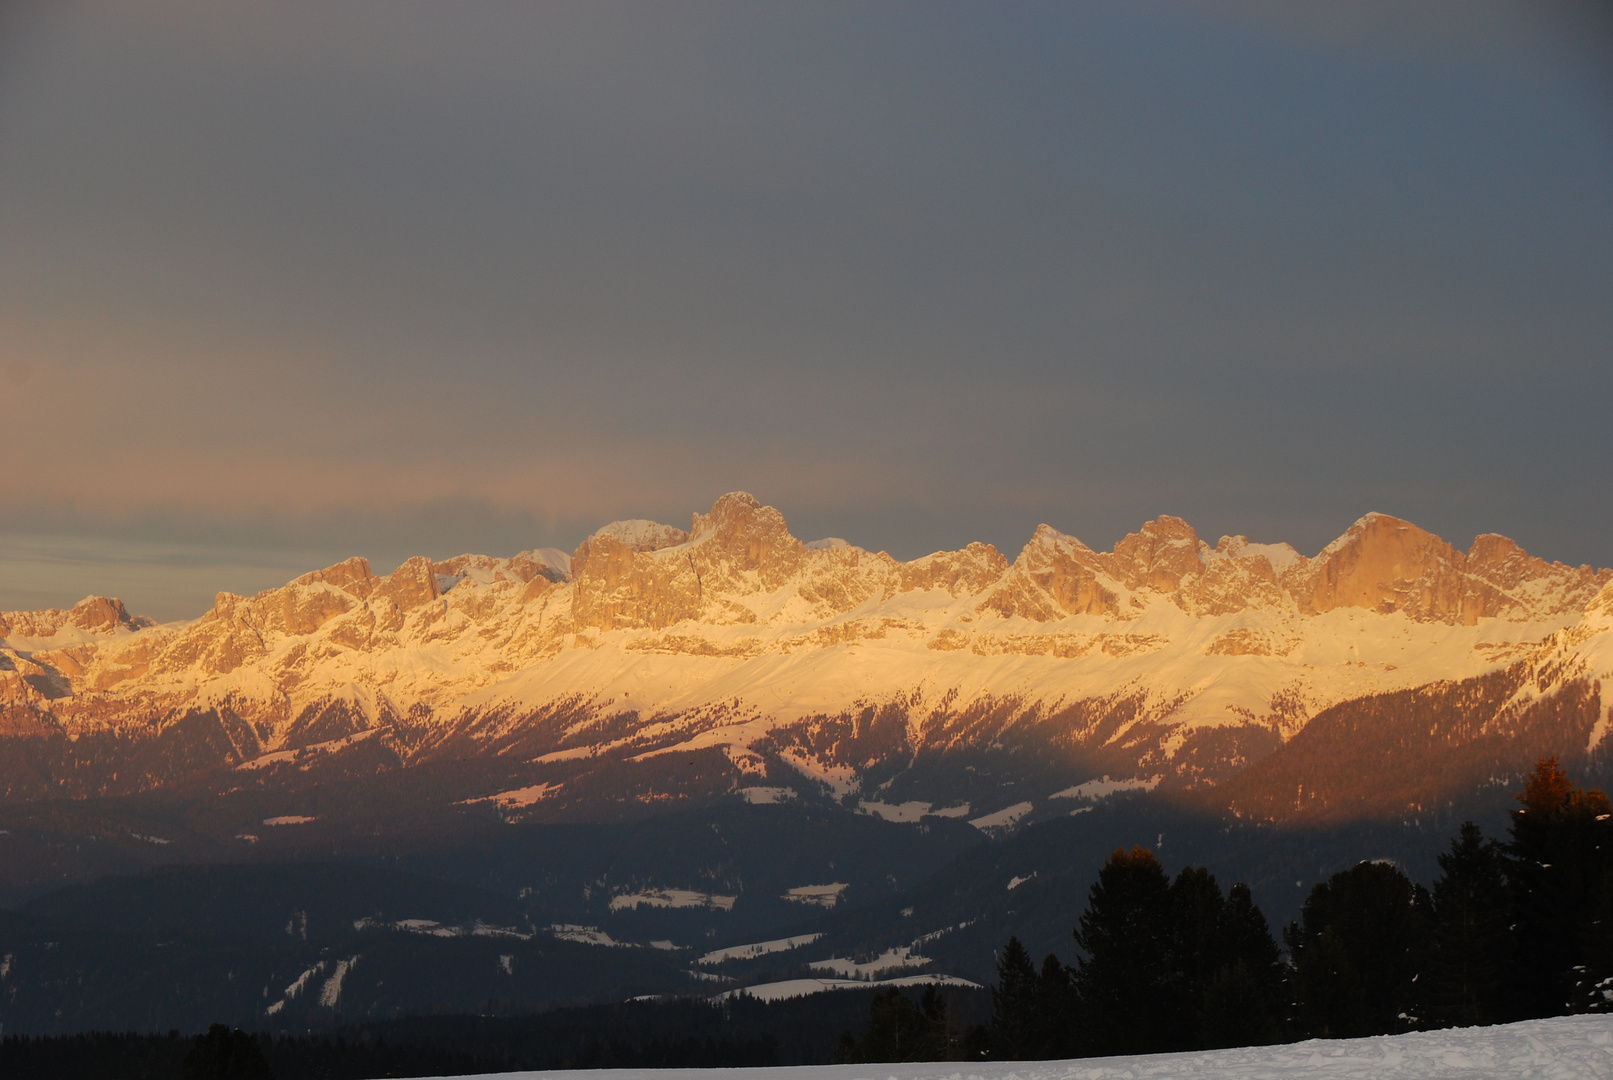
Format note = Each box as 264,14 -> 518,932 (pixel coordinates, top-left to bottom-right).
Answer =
1034,952 -> 1077,1059
1072,846 -> 1183,1056
1505,756 -> 1613,1018
1423,821 -> 1511,1027
1197,883 -> 1287,1047
1286,861 -> 1430,1037
988,936 -> 1041,1059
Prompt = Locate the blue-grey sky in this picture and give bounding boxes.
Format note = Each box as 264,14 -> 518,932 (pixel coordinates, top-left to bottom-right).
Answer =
2,1 -> 1610,620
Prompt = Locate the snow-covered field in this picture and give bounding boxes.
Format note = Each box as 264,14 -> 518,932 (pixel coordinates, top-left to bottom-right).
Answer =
434,1015 -> 1613,1079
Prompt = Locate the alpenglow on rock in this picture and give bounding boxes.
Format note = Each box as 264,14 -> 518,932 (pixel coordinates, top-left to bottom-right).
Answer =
2,493 -> 1609,825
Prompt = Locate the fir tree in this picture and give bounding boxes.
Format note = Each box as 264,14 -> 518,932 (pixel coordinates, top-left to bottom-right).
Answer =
1197,883 -> 1287,1047
1286,861 -> 1430,1037
988,937 -> 1041,1059
1034,952 -> 1077,1059
1072,846 -> 1184,1056
1423,821 -> 1511,1027
1505,756 -> 1613,1018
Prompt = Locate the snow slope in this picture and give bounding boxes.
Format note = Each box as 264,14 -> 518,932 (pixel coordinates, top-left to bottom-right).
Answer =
432,1014 -> 1613,1079
3,493 -> 1609,819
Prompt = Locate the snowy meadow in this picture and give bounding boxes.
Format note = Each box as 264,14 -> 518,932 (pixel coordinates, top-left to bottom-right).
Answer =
440,1015 -> 1611,1079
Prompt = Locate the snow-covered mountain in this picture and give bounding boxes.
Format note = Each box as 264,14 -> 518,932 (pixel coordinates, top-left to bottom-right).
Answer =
2,493 -> 1609,825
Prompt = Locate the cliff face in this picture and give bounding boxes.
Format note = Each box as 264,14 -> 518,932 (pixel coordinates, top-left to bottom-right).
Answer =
2,493 -> 1609,825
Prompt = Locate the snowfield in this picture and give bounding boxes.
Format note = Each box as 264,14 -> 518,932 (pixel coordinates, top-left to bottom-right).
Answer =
433,1015 -> 1613,1079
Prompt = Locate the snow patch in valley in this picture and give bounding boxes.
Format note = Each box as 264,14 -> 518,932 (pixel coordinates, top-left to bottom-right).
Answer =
809,946 -> 930,978
262,815 -> 316,826
460,783 -> 558,808
969,801 -> 1033,831
782,882 -> 848,908
548,924 -> 627,947
928,803 -> 972,818
857,799 -> 932,822
236,726 -> 381,771
777,749 -> 860,798
1007,872 -> 1035,890
608,888 -> 737,913
1051,775 -> 1162,802
266,959 -> 330,1015
697,933 -> 823,966
858,799 -> 974,822
317,955 -> 358,1009
352,917 -> 532,940
911,920 -> 974,947
715,972 -> 980,1003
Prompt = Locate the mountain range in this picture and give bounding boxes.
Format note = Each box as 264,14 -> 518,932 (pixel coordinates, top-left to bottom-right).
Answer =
3,492 -> 1607,830
1,493 -> 1609,1031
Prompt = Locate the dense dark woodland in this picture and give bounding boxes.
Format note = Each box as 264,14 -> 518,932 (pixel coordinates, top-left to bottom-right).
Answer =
838,757 -> 1613,1063
5,758 -> 1611,1078
0,990 -> 987,1078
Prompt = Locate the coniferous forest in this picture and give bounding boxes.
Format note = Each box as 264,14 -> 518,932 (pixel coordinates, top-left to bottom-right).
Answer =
838,756 -> 1613,1062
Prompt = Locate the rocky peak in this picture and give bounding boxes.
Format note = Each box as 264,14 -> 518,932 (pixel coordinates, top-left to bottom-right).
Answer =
0,596 -> 147,640
1465,533 -> 1611,609
373,556 -> 441,612
1296,513 -> 1471,621
980,526 -> 1118,620
689,492 -> 762,540
688,492 -> 805,586
1103,515 -> 1206,595
72,596 -> 144,633
291,556 -> 376,599
898,542 -> 1008,596
1292,514 -> 1612,624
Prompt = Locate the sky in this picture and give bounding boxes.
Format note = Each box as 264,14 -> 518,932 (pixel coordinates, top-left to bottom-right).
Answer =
1,1 -> 1610,621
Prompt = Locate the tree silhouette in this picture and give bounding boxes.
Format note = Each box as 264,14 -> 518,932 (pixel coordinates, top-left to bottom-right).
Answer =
988,936 -> 1041,1059
1034,952 -> 1077,1059
181,1025 -> 271,1080
1506,756 -> 1613,1018
836,986 -> 956,1063
1423,821 -> 1511,1027
1197,883 -> 1287,1048
1286,861 -> 1430,1037
1071,846 -> 1185,1055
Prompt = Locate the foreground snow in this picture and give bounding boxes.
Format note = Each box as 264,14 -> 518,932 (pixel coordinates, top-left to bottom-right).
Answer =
435,1015 -> 1613,1079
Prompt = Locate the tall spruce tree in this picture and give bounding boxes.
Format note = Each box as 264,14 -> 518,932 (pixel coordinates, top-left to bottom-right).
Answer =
988,936 -> 1041,1059
1035,952 -> 1077,1059
1197,883 -> 1288,1047
1423,821 -> 1512,1027
1286,861 -> 1431,1037
1072,846 -> 1185,1056
1505,756 -> 1613,1018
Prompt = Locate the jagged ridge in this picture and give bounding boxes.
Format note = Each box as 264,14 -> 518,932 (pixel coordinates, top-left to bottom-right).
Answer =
2,493 -> 1609,823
